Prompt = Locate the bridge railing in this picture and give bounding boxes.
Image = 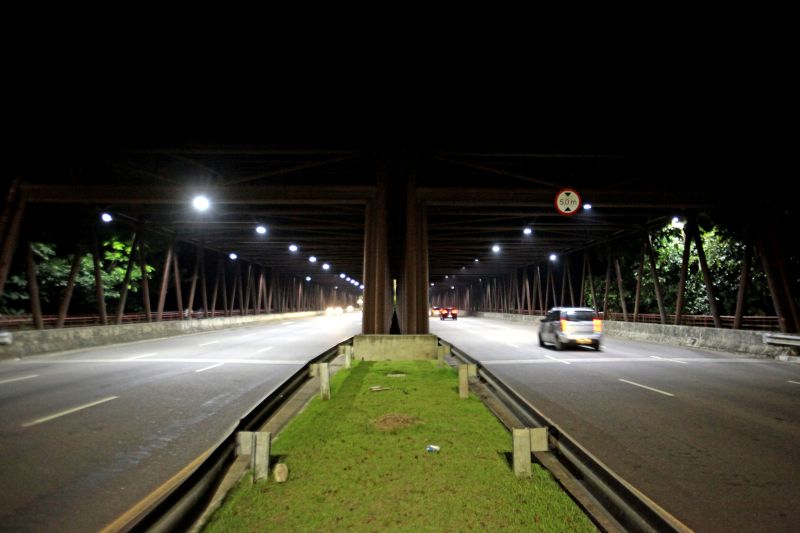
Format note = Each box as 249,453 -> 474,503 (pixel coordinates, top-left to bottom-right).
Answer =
475,308 -> 781,331
0,309 -> 318,331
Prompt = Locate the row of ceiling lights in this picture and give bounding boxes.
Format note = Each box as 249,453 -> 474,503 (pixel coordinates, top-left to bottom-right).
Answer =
100,196 -> 364,290
192,195 -> 363,287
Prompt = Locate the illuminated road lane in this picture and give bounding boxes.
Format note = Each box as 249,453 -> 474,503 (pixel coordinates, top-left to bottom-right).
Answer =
431,315 -> 800,533
0,312 -> 361,533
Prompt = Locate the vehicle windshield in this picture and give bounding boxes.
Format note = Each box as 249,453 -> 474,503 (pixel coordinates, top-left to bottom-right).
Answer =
564,310 -> 595,321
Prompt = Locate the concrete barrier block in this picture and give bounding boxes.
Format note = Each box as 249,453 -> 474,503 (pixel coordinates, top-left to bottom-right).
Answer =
458,365 -> 469,399
353,335 -> 438,361
251,431 -> 271,482
236,431 -> 253,456
319,362 -> 331,400
530,427 -> 548,452
513,428 -> 532,478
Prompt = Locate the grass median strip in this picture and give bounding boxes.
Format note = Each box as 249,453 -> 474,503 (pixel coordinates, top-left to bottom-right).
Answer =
202,360 -> 596,532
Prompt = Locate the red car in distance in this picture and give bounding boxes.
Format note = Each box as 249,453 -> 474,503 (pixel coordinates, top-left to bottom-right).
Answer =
439,307 -> 458,320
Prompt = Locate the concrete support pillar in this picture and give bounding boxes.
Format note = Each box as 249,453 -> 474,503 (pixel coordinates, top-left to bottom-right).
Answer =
401,182 -> 430,334
362,174 -> 392,334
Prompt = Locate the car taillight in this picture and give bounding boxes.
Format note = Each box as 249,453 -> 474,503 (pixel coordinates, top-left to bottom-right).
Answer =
451,309 -> 458,314
560,319 -> 568,332
593,319 -> 603,333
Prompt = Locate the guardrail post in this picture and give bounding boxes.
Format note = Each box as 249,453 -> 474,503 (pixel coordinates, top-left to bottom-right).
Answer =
458,364 -> 469,399
319,362 -> 331,400
338,345 -> 353,369
530,427 -> 549,452
438,343 -> 450,367
251,431 -> 271,483
236,431 -> 253,455
513,428 -> 532,478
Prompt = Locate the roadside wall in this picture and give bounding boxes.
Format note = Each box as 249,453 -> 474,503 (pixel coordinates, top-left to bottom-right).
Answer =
476,312 -> 791,358
0,312 -> 321,360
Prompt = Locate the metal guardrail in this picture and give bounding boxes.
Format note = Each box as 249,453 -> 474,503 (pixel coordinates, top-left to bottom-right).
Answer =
120,340 -> 348,533
763,333 -> 800,347
448,344 -> 691,533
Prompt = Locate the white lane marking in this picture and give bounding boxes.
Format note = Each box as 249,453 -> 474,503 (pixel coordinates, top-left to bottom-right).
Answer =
198,341 -> 220,347
22,396 -> 119,427
649,355 -> 688,365
196,363 -> 224,373
257,346 -> 274,353
0,374 -> 39,385
23,358 -> 304,365
281,322 -> 293,325
125,352 -> 158,360
544,355 -> 571,365
506,343 -> 520,348
789,380 -> 800,385
619,379 -> 674,397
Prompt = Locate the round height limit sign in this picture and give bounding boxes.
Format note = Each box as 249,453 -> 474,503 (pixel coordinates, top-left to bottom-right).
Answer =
555,188 -> 581,216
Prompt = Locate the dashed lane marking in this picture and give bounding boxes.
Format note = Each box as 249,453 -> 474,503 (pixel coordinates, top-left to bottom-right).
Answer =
257,346 -> 274,353
22,396 -> 119,427
0,374 -> 39,385
544,355 -> 571,365
198,341 -> 220,347
619,379 -> 674,397
196,363 -> 224,373
125,353 -> 158,360
649,355 -> 688,364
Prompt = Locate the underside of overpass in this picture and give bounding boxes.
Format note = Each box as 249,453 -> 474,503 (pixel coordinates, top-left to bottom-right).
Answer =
1,113 -> 798,335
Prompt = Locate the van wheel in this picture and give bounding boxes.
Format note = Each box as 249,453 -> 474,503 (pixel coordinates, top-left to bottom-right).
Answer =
593,341 -> 602,351
538,333 -> 545,347
553,337 -> 563,351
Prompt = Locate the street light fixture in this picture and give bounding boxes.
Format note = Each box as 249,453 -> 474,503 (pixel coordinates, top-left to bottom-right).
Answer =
192,195 -> 210,211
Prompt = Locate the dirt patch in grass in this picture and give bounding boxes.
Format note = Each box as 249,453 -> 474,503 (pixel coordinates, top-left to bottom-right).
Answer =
373,412 -> 417,431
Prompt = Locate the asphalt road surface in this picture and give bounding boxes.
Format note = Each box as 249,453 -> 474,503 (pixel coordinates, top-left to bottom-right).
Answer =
0,312 -> 361,533
431,316 -> 800,533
